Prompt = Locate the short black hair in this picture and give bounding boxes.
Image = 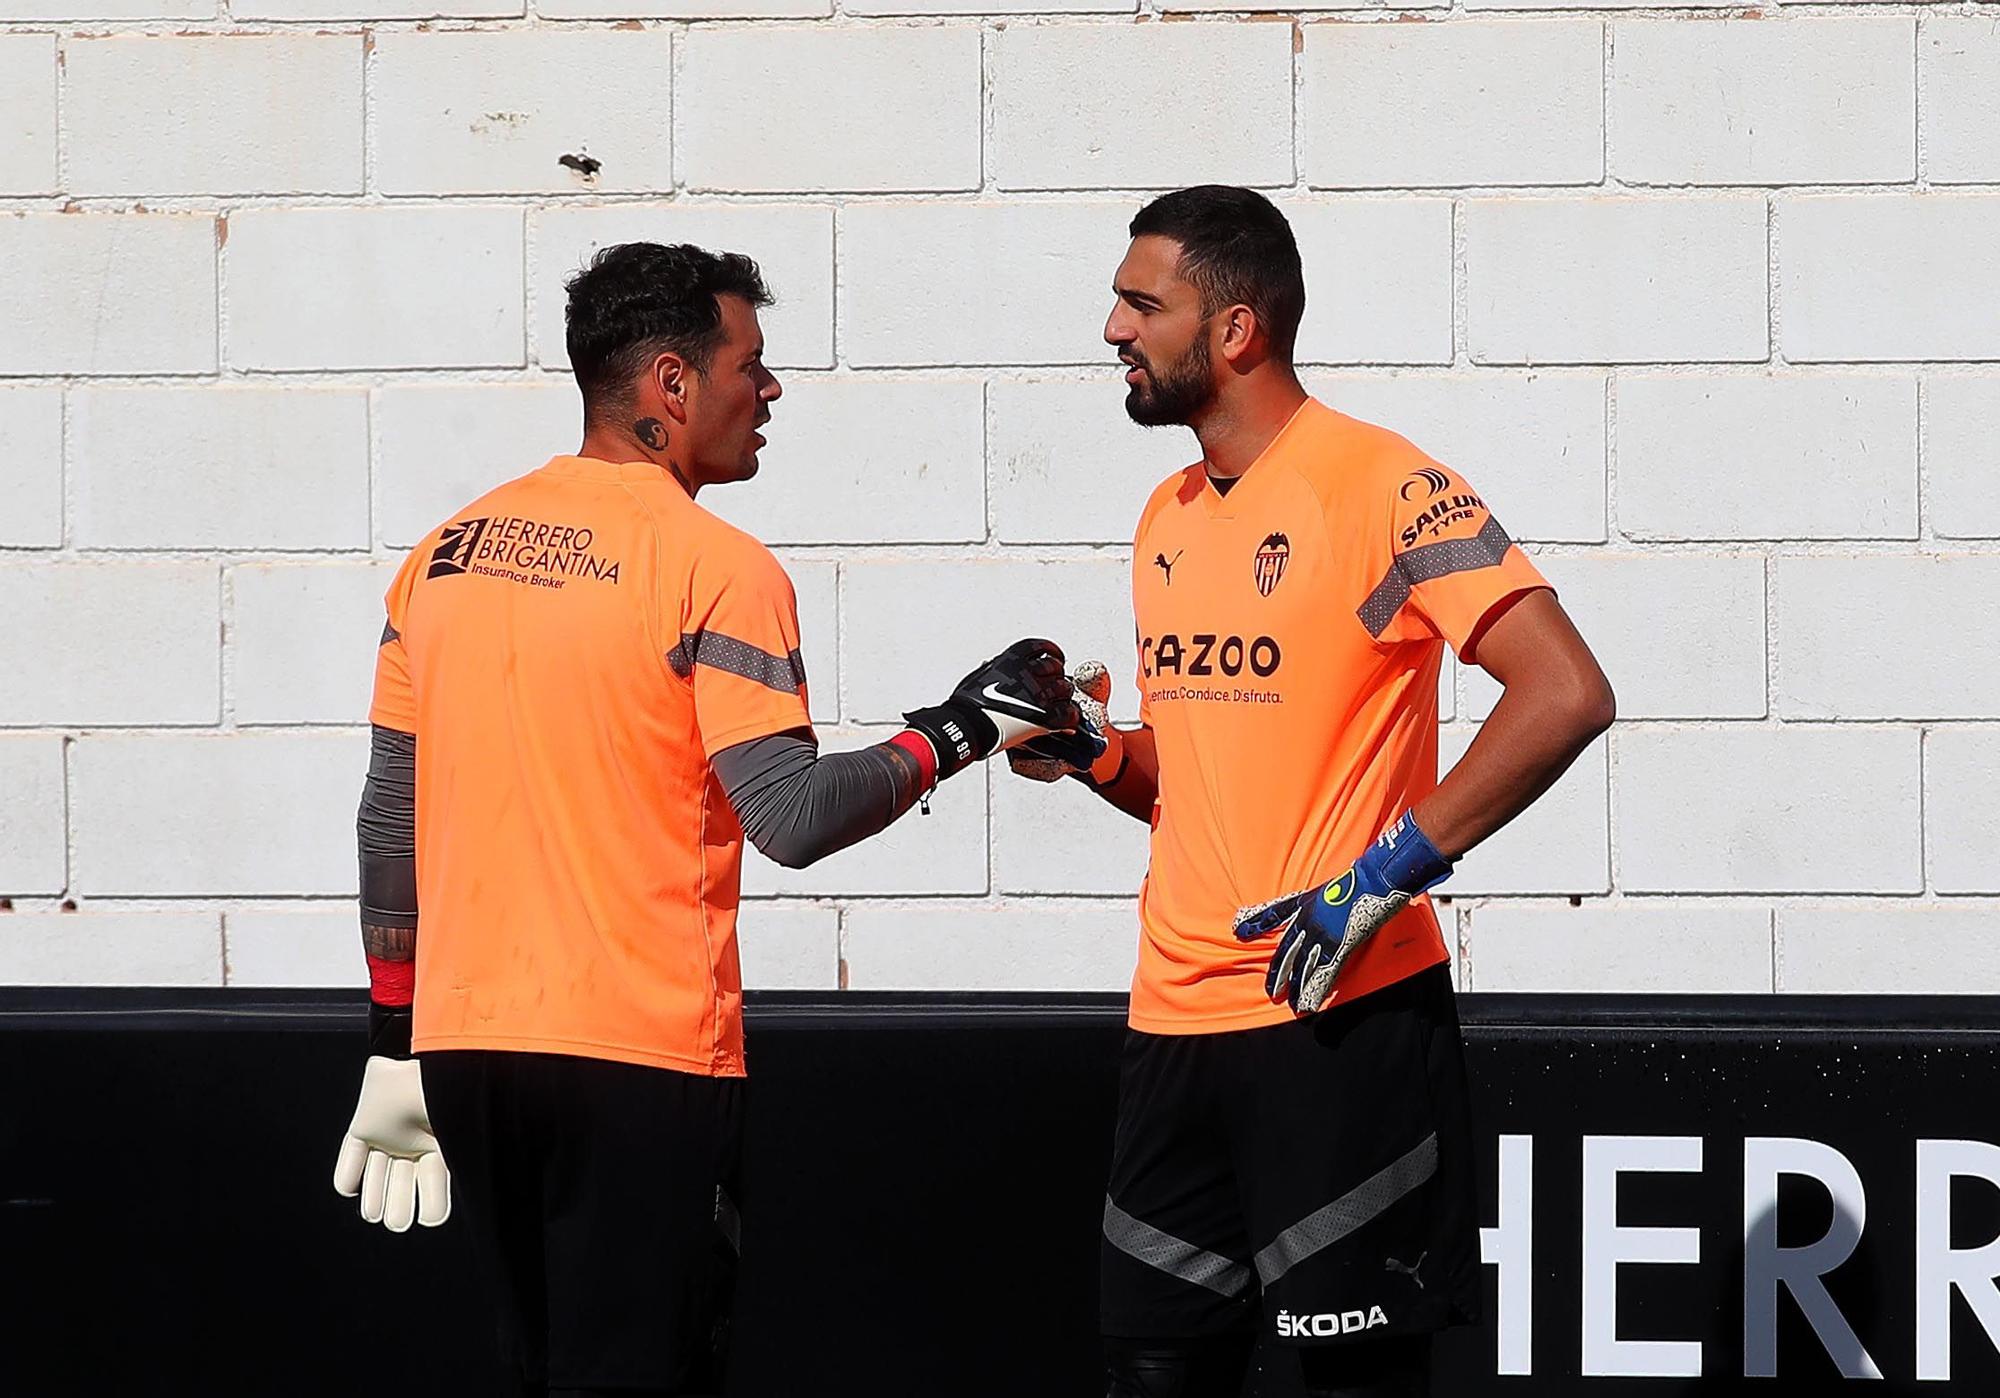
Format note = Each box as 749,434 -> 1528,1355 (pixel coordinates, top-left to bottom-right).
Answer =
564,242 -> 773,418
1129,186 -> 1305,359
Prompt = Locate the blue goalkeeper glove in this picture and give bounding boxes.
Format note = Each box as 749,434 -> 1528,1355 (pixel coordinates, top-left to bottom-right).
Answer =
1231,811 -> 1455,1014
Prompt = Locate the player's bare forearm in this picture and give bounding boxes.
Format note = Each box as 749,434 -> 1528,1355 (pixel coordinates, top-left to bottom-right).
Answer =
1091,723 -> 1160,823
1413,590 -> 1614,859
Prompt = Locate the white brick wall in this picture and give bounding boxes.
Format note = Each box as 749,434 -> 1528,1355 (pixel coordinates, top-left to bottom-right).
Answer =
1774,555 -> 2000,720
1926,728 -> 2000,897
1616,375 -> 1916,541
1287,200 -> 1454,365
1466,198 -> 1768,364
72,387 -> 371,551
1441,732 -> 1609,896
1307,372 -> 1607,541
842,201 -> 1129,367
1463,552 -> 1767,720
532,203 -> 834,369
225,905 -> 365,987
1611,19 -> 1914,186
0,386 -> 63,547
1619,726 -> 1922,895
0,562 -> 221,726
0,912 -> 221,986
1779,196 -> 2000,363
780,557 -> 839,726
683,26 -> 981,194
0,736 -> 67,897
0,35 -> 57,196
374,32 -> 673,196
0,214 -> 217,375
843,897 -> 1137,990
992,24 -> 1293,191
1302,21 -> 1603,190
736,902 -> 841,990
374,380 -> 579,547
71,731 -> 367,896
1778,904 -> 2000,995
989,378 -> 1196,545
707,376 -> 987,545
1463,900 -> 1772,993
1928,377 -> 2000,541
1,4 -> 1992,999
841,557 -> 1136,720
226,206 -> 525,371
993,765 -> 1151,896
1921,18 -> 2000,185
230,562 -> 392,724
65,36 -> 365,197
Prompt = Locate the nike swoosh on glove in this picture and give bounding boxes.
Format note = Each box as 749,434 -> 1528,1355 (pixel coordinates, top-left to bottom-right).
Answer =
901,638 -> 1088,782
1009,660 -> 1117,783
1231,810 -> 1455,1014
333,1056 -> 451,1233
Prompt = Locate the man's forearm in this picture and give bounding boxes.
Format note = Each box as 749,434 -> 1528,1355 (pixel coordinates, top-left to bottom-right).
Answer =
357,724 -> 419,1057
1414,682 -> 1605,860
1414,590 -> 1615,859
1087,724 -> 1160,824
715,730 -> 929,869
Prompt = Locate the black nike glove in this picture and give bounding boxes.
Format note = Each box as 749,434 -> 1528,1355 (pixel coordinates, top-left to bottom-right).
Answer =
900,638 -> 1093,783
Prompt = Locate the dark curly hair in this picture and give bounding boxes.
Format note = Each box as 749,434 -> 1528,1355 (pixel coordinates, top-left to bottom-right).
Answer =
564,242 -> 773,419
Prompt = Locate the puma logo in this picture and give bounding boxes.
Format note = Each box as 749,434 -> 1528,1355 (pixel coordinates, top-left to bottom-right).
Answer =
1385,1252 -> 1427,1289
1153,550 -> 1183,585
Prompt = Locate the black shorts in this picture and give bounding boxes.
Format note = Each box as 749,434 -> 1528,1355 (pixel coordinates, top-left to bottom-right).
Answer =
1100,964 -> 1479,1350
421,1050 -> 745,1395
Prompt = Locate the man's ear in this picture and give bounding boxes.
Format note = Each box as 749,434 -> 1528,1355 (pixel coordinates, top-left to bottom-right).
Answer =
652,351 -> 691,426
1218,304 -> 1261,366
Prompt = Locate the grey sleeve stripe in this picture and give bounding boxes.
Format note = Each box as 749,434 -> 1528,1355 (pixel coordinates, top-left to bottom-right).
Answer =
1253,1132 -> 1439,1287
667,630 -> 806,693
380,619 -> 400,647
1103,1196 -> 1254,1298
1357,516 -> 1515,639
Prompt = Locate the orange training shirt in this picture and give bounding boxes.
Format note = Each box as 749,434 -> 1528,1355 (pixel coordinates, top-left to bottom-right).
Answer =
369,456 -> 811,1076
1128,398 -> 1551,1035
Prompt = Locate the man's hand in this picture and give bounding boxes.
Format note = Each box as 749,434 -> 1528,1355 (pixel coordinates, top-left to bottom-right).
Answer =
1231,811 -> 1455,1014
1010,660 -> 1121,784
901,638 -> 1097,782
333,1056 -> 451,1233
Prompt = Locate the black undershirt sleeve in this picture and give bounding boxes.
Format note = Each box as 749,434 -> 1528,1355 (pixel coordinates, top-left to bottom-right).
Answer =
713,729 -> 926,870
357,724 -> 418,1058
357,725 -> 417,931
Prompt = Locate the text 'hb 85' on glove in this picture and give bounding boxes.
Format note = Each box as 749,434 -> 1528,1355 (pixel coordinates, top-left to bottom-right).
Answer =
900,638 -> 1093,783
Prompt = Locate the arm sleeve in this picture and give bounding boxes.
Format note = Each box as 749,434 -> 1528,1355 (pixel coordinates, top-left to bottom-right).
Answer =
712,731 -> 927,870
1358,456 -> 1552,664
357,724 -> 417,931
356,723 -> 418,1059
680,541 -> 814,758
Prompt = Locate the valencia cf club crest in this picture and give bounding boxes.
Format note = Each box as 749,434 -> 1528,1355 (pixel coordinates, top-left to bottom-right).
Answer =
1253,532 -> 1290,597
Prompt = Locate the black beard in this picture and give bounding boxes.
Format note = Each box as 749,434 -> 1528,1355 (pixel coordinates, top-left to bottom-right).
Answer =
1123,334 -> 1215,427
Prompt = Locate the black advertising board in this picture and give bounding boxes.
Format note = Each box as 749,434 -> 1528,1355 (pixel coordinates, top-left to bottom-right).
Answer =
0,991 -> 1996,1395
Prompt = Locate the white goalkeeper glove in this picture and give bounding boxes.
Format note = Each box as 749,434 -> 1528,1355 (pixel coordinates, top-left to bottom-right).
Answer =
1009,660 -> 1125,785
332,1055 -> 451,1233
